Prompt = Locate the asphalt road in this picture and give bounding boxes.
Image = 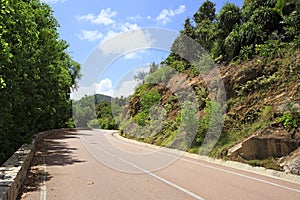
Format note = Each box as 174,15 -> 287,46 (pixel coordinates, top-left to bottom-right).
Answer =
21,129 -> 300,200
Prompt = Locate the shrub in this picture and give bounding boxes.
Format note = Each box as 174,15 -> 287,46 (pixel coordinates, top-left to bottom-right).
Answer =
87,119 -> 100,129
140,90 -> 161,110
145,66 -> 176,84
276,113 -> 298,130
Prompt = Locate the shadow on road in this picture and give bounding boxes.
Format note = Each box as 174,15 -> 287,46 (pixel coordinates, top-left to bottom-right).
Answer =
42,131 -> 86,166
19,130 -> 86,198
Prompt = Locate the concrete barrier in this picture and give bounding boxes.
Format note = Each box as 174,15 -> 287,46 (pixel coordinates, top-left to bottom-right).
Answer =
0,128 -> 72,200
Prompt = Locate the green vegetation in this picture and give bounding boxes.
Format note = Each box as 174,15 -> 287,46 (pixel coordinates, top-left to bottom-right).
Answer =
73,95 -> 97,128
247,157 -> 282,171
119,0 -> 300,169
276,113 -> 297,130
73,94 -> 127,129
168,0 -> 300,65
211,107 -> 273,157
275,102 -> 300,131
133,90 -> 161,126
120,88 -> 164,138
2,0 -> 298,170
0,0 -> 80,164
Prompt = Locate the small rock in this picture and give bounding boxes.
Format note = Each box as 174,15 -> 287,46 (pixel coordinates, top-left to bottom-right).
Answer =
284,156 -> 300,175
87,181 -> 94,185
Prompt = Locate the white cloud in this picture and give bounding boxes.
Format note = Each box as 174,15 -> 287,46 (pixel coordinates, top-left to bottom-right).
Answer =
95,78 -> 114,96
101,31 -> 118,42
123,50 -> 146,60
127,15 -> 142,21
70,79 -> 113,100
113,79 -> 140,97
76,8 -> 118,25
147,16 -> 152,20
78,30 -> 103,42
100,22 -> 139,42
71,78 -> 137,100
123,52 -> 141,60
113,66 -> 150,97
99,29 -> 155,56
133,66 -> 150,74
71,65 -> 151,100
71,85 -> 96,101
156,5 -> 186,25
119,22 -> 139,32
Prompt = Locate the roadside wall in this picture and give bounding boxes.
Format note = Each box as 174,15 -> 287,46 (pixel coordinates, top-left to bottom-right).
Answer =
0,129 -> 71,200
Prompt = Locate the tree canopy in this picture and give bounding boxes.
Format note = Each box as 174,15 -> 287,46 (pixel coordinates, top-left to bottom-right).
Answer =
167,0 -> 300,64
0,0 -> 80,164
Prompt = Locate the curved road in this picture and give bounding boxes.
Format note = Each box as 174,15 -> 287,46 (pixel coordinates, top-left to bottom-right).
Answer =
21,129 -> 300,200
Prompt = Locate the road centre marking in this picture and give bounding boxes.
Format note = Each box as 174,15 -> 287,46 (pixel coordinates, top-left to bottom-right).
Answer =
81,135 -> 205,200
111,131 -> 300,193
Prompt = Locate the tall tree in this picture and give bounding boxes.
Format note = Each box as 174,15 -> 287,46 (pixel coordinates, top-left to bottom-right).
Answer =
182,17 -> 196,38
217,3 -> 241,37
0,0 -> 80,164
193,0 -> 216,24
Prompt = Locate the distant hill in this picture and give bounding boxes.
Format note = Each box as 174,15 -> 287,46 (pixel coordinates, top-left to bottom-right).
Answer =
94,94 -> 112,104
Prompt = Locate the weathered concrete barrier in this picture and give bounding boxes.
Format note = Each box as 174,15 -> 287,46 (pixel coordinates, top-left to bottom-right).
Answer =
0,128 -> 72,200
228,135 -> 299,160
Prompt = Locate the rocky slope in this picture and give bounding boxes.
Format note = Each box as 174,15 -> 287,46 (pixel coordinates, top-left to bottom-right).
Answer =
120,50 -> 300,174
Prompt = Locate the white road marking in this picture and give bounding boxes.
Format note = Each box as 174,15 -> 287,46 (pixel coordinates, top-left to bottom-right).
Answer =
40,155 -> 47,200
111,132 -> 300,193
179,157 -> 300,194
81,135 -> 205,200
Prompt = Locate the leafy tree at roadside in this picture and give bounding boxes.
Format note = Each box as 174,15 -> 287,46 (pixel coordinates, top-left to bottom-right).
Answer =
0,0 -> 80,164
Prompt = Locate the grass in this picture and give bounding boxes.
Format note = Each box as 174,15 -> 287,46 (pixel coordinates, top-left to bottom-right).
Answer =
247,157 -> 282,171
210,118 -> 271,157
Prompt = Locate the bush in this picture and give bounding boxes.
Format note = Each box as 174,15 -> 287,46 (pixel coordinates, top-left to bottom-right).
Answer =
140,90 -> 161,110
132,90 -> 161,126
255,39 -> 286,59
145,66 -> 176,84
133,111 -> 149,126
276,113 -> 298,130
87,119 -> 100,129
238,44 -> 255,61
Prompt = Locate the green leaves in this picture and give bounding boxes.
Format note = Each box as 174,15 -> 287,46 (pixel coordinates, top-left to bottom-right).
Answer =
167,0 -> 299,64
276,103 -> 299,130
217,3 -> 241,36
0,77 -> 5,88
0,0 -> 80,165
193,0 -> 216,23
250,6 -> 282,34
276,113 -> 298,130
274,0 -> 285,16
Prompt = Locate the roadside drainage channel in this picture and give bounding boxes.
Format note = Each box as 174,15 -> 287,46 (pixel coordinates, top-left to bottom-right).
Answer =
0,128 -> 72,200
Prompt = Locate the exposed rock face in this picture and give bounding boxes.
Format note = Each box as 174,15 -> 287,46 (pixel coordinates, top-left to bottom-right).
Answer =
122,50 -> 300,173
281,147 -> 300,175
284,156 -> 300,175
228,127 -> 300,160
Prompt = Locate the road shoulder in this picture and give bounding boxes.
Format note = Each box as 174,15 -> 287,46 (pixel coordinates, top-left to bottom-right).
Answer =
111,131 -> 300,185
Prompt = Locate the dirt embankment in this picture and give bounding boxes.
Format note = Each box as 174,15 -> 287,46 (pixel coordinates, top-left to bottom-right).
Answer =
122,51 -> 300,174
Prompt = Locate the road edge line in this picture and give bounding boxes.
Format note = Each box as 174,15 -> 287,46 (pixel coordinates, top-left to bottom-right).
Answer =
112,131 -> 300,185
40,155 -> 47,200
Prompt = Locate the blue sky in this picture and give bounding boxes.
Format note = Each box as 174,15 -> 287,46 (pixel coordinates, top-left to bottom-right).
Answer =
42,0 -> 243,99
